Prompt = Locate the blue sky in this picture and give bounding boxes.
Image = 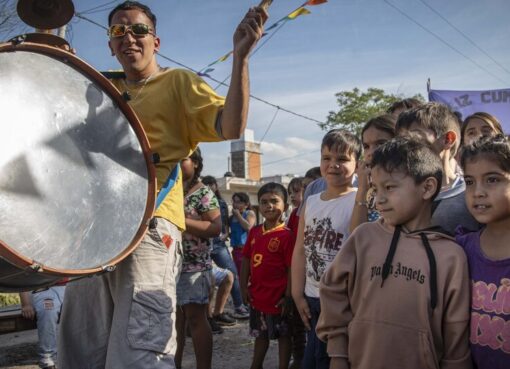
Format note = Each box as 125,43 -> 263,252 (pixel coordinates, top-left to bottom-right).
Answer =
5,0 -> 510,177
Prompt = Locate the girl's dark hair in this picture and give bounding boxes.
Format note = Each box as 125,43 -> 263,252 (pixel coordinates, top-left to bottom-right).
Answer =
461,134 -> 510,173
187,147 -> 203,189
361,114 -> 397,140
461,112 -> 504,145
202,175 -> 222,200
321,129 -> 362,161
108,1 -> 157,30
288,177 -> 304,193
232,192 -> 251,209
258,182 -> 288,204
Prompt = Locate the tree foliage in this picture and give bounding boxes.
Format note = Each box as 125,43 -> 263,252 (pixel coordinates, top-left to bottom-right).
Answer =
320,87 -> 424,135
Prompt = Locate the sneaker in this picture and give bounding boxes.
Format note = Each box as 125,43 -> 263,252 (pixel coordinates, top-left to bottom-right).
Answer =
213,312 -> 237,326
231,305 -> 250,320
208,317 -> 224,334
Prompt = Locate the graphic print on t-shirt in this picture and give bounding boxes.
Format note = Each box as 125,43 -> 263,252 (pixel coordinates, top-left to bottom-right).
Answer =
304,217 -> 344,282
471,278 -> 510,354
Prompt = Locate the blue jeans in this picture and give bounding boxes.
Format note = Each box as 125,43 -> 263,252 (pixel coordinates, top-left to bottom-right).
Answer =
302,296 -> 330,369
32,285 -> 66,368
210,242 -> 243,308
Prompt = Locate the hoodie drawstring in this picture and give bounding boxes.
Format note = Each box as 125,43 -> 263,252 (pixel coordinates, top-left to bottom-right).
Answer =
381,225 -> 401,287
419,233 -> 438,310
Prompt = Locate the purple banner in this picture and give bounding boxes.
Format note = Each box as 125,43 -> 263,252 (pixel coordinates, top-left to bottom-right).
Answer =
428,88 -> 510,133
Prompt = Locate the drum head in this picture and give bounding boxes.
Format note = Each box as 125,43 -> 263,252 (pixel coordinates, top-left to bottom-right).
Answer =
0,43 -> 155,277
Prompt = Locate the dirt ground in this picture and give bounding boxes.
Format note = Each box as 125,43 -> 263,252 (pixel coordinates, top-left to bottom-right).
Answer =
0,314 -> 282,369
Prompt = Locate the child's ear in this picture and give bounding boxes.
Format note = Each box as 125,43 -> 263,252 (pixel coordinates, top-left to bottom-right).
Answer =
422,177 -> 439,200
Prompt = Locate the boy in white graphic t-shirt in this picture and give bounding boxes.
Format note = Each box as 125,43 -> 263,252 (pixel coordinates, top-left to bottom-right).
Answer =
291,129 -> 360,369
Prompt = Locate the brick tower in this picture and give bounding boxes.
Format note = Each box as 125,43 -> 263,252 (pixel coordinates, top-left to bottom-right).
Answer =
230,129 -> 262,180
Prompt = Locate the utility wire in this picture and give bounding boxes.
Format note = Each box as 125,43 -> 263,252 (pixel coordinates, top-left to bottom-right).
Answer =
383,0 -> 509,86
78,0 -> 118,15
417,0 -> 510,77
213,20 -> 289,90
263,149 -> 319,167
259,107 -> 280,144
75,13 -> 327,126
83,6 -> 117,15
74,13 -> 108,31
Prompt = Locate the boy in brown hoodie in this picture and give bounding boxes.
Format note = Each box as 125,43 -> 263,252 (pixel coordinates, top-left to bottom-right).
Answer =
317,137 -> 472,369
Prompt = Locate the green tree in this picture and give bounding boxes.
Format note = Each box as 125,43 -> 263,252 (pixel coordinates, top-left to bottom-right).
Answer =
320,87 -> 424,134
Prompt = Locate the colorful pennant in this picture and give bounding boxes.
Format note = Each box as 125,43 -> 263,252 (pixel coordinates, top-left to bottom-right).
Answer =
197,0 -> 327,76
286,7 -> 311,20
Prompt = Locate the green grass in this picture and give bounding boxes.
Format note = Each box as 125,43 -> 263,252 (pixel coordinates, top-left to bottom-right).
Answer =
0,293 -> 20,307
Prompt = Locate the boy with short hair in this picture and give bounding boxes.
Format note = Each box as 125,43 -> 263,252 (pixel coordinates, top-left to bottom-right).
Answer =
241,182 -> 295,369
317,137 -> 472,369
292,129 -> 360,369
396,102 -> 479,234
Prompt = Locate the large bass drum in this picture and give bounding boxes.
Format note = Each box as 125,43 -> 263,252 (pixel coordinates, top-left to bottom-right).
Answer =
0,40 -> 156,291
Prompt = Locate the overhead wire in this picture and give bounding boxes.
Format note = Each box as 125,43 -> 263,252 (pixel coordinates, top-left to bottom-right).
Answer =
77,0 -> 118,15
213,20 -> 289,90
263,149 -> 320,167
383,0 -> 510,86
417,0 -> 510,77
259,107 -> 280,144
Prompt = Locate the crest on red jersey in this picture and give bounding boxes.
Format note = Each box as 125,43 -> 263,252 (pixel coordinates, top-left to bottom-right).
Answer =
267,237 -> 280,252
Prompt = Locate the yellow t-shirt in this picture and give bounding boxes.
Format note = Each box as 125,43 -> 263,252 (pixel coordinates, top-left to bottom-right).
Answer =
111,68 -> 225,230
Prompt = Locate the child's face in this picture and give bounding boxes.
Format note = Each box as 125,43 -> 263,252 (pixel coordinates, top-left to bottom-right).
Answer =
463,118 -> 498,146
371,166 -> 432,229
320,146 -> 357,190
232,196 -> 247,211
259,192 -> 286,223
181,157 -> 196,181
464,157 -> 510,225
362,126 -> 393,164
288,185 -> 303,208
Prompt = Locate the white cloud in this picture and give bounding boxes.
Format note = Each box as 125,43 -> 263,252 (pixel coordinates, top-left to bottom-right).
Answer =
261,141 -> 297,157
284,137 -> 318,151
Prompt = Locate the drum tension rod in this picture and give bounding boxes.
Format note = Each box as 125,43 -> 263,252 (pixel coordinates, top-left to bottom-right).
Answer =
27,262 -> 43,272
122,91 -> 132,101
11,35 -> 27,45
152,152 -> 160,164
101,265 -> 116,273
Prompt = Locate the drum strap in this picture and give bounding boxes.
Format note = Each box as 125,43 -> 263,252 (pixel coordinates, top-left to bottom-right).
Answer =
156,164 -> 180,209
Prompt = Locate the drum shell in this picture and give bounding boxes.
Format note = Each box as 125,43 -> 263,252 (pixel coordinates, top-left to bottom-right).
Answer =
0,41 -> 156,291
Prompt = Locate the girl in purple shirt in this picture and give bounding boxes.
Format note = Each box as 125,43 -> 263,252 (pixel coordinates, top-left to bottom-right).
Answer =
456,135 -> 510,369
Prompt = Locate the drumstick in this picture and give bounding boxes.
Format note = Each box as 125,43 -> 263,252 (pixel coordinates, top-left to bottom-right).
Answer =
258,0 -> 273,11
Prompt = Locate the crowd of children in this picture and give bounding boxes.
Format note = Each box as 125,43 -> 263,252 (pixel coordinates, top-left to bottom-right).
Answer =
21,99 -> 509,369
166,99 -> 508,369
163,99 -> 510,369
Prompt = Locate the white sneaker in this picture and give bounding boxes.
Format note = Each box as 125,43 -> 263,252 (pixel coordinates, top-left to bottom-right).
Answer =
231,305 -> 250,319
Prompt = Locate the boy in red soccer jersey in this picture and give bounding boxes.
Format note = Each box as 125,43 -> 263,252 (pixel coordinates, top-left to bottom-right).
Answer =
241,182 -> 295,369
